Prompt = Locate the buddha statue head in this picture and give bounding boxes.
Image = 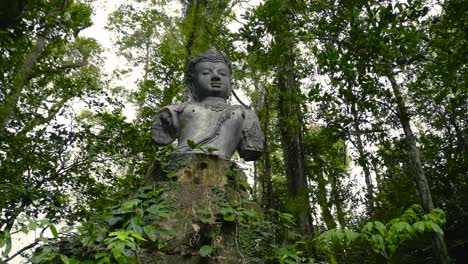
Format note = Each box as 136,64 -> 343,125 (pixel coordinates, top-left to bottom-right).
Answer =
185,50 -> 233,102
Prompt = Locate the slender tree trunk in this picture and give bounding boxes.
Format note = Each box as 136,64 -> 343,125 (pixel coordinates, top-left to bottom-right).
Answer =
0,0 -> 69,133
276,40 -> 313,234
183,0 -> 202,62
253,161 -> 258,200
330,171 -> 346,228
386,73 -> 450,264
0,35 -> 47,132
262,88 -> 273,209
315,171 -> 336,229
351,104 -> 374,212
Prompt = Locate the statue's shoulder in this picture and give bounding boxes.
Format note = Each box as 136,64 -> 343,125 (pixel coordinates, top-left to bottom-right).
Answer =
159,103 -> 187,113
239,106 -> 259,120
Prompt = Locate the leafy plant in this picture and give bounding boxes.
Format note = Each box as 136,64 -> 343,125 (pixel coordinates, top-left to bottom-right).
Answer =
314,205 -> 447,263
30,185 -> 175,263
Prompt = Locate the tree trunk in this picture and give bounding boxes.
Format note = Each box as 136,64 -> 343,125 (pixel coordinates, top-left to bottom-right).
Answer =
276,41 -> 313,234
351,103 -> 375,212
0,0 -> 69,133
183,0 -> 201,61
261,88 -> 273,209
386,73 -> 450,264
330,171 -> 346,228
0,35 -> 47,132
315,171 -> 336,229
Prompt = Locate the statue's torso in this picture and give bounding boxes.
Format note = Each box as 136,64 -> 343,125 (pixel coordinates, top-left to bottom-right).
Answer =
176,104 -> 245,159
151,102 -> 263,161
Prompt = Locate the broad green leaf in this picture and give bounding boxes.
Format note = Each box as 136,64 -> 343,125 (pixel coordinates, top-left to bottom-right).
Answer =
59,254 -> 69,264
374,221 -> 387,236
413,222 -> 425,233
223,213 -> 236,222
143,225 -> 158,242
199,245 -> 214,257
430,222 -> 444,235
121,199 -> 140,211
130,231 -> 146,241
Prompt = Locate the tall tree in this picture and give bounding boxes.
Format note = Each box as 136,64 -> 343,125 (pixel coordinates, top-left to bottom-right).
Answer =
308,0 -> 452,262
414,0 -> 468,259
240,0 -> 313,234
0,0 -> 122,261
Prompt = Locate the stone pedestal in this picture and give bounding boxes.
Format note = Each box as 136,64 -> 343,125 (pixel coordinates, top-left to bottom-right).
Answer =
142,154 -> 255,263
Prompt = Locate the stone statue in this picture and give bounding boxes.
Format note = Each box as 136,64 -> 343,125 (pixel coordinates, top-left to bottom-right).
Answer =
151,50 -> 264,161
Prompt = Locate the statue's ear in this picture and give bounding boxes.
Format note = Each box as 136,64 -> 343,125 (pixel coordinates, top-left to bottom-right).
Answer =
186,82 -> 197,101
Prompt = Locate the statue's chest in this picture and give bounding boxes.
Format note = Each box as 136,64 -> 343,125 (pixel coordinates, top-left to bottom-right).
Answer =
178,104 -> 245,140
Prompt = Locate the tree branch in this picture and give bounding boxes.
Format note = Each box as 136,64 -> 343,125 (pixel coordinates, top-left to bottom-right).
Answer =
2,226 -> 48,263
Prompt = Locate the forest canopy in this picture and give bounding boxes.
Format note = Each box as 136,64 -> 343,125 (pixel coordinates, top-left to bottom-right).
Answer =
0,0 -> 466,263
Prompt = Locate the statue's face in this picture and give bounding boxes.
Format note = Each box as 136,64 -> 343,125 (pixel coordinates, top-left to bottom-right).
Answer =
193,61 -> 231,100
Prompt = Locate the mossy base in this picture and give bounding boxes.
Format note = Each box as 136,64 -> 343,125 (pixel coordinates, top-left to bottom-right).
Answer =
142,154 -> 254,263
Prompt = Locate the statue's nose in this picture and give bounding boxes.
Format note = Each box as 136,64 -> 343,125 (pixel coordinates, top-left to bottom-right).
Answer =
211,74 -> 220,81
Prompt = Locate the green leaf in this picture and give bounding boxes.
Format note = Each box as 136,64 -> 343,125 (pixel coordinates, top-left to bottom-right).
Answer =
392,222 -> 412,234
199,245 -> 214,257
49,224 -> 59,239
205,147 -> 218,153
223,214 -> 235,222
238,181 -> 251,192
121,199 -> 140,211
111,247 -> 123,261
413,222 -> 425,233
1,230 -> 11,257
187,139 -> 198,149
130,231 -> 146,241
59,254 -> 70,264
343,229 -> 360,244
430,222 -> 444,235
147,204 -> 169,217
143,225 -> 158,242
242,209 -> 256,217
374,221 -> 387,236
157,229 -> 176,236
94,252 -> 108,260
105,216 -> 122,226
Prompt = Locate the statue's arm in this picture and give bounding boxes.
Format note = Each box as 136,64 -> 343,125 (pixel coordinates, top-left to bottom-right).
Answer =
238,109 -> 265,161
151,105 -> 179,145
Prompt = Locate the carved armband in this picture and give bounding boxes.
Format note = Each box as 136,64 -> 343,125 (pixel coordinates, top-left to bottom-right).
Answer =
238,110 -> 264,161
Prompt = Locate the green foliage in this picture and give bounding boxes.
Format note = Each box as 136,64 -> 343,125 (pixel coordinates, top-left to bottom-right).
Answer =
269,242 -> 315,264
30,185 -> 174,263
199,245 -> 214,257
314,205 -> 447,263
236,208 -> 316,263
0,1 -> 129,262
186,139 -> 219,154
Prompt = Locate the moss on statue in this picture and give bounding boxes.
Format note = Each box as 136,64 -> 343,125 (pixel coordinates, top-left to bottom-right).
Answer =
140,154 -> 253,263
125,154 -> 260,262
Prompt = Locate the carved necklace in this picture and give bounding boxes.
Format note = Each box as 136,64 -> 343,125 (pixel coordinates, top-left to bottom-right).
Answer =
195,103 -> 228,112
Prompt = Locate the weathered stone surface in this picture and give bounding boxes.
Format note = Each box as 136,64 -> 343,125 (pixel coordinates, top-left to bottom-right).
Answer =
141,154 -> 255,263
143,255 -> 243,264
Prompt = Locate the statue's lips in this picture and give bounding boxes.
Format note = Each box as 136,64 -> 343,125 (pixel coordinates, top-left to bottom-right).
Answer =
210,82 -> 222,88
